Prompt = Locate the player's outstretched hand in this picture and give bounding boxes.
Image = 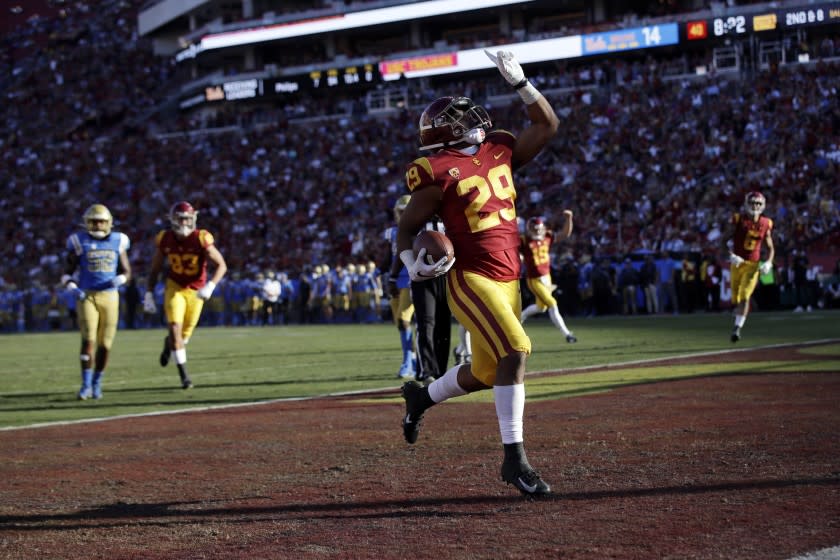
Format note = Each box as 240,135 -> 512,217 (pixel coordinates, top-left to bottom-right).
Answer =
484,49 -> 524,86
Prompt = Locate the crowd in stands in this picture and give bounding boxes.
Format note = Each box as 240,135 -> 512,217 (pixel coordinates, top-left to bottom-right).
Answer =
2,1 -> 839,332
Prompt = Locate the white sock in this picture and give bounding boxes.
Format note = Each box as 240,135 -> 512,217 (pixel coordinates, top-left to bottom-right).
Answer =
734,314 -> 746,328
494,384 -> 525,444
174,348 -> 187,365
461,327 -> 471,354
428,365 -> 468,403
520,304 -> 540,323
548,306 -> 571,335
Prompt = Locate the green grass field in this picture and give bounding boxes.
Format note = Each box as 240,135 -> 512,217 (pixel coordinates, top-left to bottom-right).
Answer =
1,310 -> 838,428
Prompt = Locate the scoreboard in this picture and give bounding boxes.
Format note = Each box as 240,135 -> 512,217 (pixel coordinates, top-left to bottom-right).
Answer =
684,3 -> 839,40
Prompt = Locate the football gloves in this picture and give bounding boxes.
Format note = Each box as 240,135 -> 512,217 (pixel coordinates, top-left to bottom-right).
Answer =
400,249 -> 455,282
729,253 -> 745,267
484,49 -> 524,86
196,281 -> 216,300
143,292 -> 157,314
759,261 -> 772,275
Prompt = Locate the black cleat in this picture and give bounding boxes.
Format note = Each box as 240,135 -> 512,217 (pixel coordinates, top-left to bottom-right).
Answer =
401,382 -> 427,444
180,374 -> 193,389
501,460 -> 552,497
731,326 -> 741,343
159,336 -> 171,367
566,333 -> 578,343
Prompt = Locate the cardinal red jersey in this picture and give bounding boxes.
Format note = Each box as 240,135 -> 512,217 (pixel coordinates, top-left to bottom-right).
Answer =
520,232 -> 554,278
405,130 -> 520,281
155,229 -> 215,289
730,213 -> 773,262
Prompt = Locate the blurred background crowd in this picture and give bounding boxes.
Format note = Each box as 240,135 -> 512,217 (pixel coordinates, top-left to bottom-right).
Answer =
1,0 -> 839,331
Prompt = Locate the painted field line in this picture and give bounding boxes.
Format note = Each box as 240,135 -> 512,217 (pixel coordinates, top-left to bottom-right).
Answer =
3,338 -> 838,433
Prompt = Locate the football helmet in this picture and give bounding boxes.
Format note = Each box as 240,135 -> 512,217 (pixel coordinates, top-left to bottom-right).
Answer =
418,96 -> 492,151
170,201 -> 198,237
394,194 -> 411,223
83,204 -> 113,239
526,217 -> 547,241
744,191 -> 766,219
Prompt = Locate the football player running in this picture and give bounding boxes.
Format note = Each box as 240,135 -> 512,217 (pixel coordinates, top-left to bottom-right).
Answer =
397,50 -> 560,496
722,191 -> 775,342
519,213 -> 577,343
146,202 -> 227,388
61,204 -> 132,400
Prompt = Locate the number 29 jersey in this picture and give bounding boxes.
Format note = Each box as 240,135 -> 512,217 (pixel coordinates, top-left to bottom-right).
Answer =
155,229 -> 215,290
405,130 -> 520,281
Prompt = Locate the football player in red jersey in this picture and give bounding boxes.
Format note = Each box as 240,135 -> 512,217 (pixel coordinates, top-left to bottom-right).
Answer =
722,191 -> 775,342
519,212 -> 577,343
396,50 -> 560,496
145,202 -> 228,388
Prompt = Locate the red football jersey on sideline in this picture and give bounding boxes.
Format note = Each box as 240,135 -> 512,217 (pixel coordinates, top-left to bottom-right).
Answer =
405,130 -> 520,281
521,231 -> 554,278
155,229 -> 215,289
730,213 -> 773,262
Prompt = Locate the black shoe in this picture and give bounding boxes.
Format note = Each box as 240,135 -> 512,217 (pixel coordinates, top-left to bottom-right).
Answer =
501,460 -> 551,497
452,348 -> 464,366
566,333 -> 577,343
159,337 -> 171,367
401,382 -> 427,444
731,326 -> 741,343
180,374 -> 193,389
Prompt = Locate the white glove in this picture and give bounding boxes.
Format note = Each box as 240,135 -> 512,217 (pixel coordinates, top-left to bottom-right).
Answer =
111,274 -> 127,288
400,249 -> 455,282
66,281 -> 86,300
485,49 -> 540,104
729,253 -> 745,267
484,49 -> 524,86
196,281 -> 216,300
759,261 -> 772,275
143,292 -> 157,314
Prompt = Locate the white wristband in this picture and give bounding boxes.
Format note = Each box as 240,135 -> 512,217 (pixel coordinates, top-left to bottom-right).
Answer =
517,81 -> 542,105
205,281 -> 216,292
112,274 -> 127,288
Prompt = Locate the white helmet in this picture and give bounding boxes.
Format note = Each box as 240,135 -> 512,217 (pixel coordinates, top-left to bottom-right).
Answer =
83,204 -> 113,239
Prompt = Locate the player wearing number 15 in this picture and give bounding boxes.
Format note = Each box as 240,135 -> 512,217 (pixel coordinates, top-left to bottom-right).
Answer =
146,201 -> 227,389
61,204 -> 132,401
396,50 -> 560,496
722,191 -> 774,343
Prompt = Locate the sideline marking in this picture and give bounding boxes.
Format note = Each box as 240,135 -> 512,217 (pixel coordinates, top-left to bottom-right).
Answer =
787,546 -> 840,560
2,338 -> 838,433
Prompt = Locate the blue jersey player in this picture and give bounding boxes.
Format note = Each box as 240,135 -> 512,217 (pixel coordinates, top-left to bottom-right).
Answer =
61,204 -> 132,400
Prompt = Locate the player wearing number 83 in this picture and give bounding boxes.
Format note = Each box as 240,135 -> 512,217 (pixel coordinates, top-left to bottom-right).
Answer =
147,201 -> 227,389
396,50 -> 560,496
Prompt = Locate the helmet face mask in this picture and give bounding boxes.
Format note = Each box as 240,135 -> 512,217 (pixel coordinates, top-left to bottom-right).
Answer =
526,217 -> 547,241
84,204 -> 113,239
744,191 -> 766,218
170,201 -> 198,237
418,96 -> 492,151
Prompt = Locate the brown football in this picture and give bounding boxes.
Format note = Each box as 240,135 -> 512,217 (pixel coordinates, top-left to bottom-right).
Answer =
412,230 -> 455,265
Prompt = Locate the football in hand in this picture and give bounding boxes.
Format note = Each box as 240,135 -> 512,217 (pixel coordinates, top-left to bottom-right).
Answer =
413,230 -> 455,265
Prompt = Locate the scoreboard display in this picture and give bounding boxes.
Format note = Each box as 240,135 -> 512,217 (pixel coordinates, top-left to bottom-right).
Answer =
684,3 -> 839,40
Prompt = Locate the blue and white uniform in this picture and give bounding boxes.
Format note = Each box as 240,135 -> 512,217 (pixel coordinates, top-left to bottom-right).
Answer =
66,231 -> 131,291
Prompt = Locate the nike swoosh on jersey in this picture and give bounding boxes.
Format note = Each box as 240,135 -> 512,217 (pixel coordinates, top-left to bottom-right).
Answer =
494,152 -> 504,159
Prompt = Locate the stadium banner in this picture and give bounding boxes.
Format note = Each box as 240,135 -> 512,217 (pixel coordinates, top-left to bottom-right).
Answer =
380,36 -> 581,80
580,23 -> 679,56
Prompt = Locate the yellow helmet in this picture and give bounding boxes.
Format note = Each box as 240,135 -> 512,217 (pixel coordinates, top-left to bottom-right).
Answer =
83,204 -> 113,239
394,194 -> 411,222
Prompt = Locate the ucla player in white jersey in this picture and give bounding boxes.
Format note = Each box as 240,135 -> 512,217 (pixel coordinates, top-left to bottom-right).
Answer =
61,204 -> 132,400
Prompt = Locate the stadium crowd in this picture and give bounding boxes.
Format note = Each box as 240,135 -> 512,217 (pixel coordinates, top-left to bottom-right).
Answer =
2,1 -> 839,332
